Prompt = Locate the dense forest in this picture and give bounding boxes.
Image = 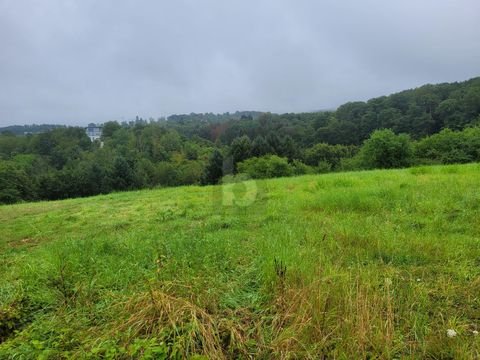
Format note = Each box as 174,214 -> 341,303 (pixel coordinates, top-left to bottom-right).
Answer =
1,77 -> 480,204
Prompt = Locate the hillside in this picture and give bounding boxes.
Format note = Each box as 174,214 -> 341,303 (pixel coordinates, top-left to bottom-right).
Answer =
166,76 -> 480,144
1,164 -> 480,358
2,77 -> 480,205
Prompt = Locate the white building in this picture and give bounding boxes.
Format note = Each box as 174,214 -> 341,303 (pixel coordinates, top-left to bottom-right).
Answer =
85,123 -> 102,142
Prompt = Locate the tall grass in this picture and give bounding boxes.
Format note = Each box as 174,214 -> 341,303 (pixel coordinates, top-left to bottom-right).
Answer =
1,163 -> 479,358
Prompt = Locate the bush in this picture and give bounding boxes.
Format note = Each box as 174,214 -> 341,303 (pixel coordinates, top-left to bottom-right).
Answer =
237,155 -> 295,179
291,160 -> 315,175
414,127 -> 480,164
359,129 -> 413,169
338,156 -> 363,172
304,143 -> 357,169
155,162 -> 178,187
316,161 -> 332,173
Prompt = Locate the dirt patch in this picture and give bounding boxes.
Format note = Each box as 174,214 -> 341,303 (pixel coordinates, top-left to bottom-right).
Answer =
0,297 -> 39,344
8,237 -> 40,249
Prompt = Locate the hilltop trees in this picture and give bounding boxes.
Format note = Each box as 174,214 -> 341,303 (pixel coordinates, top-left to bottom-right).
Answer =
101,121 -> 121,138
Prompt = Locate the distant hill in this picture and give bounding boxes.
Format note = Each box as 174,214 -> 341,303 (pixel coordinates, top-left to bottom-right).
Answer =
0,124 -> 66,136
166,111 -> 264,123
131,77 -> 480,145
3,75 -> 479,142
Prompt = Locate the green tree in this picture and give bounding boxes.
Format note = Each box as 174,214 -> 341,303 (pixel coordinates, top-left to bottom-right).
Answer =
111,156 -> 135,190
304,143 -> 356,169
0,162 -> 35,204
202,149 -> 224,185
237,155 -> 294,179
250,136 -> 273,157
184,142 -> 199,160
177,161 -> 203,185
155,162 -> 178,187
464,87 -> 480,117
359,129 -> 413,169
435,99 -> 465,130
265,132 -> 281,154
230,135 -> 252,171
414,127 -> 480,164
160,130 -> 182,153
101,121 -> 121,139
279,135 -> 298,161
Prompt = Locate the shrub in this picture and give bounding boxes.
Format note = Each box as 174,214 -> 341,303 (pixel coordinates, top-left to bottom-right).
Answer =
237,155 -> 295,179
414,127 -> 480,164
291,160 -> 315,175
304,143 -> 357,169
359,129 -> 413,169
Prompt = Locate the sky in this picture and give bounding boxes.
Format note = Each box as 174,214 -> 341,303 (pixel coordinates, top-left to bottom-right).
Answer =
0,0 -> 479,127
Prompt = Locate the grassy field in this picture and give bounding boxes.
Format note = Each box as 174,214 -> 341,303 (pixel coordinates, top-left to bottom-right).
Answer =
1,164 -> 480,359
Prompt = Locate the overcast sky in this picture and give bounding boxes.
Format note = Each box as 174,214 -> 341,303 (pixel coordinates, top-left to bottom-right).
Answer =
1,0 -> 479,126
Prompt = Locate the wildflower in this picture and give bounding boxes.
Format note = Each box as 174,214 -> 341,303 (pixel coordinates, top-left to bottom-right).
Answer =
416,278 -> 421,282
446,329 -> 457,338
473,330 -> 479,336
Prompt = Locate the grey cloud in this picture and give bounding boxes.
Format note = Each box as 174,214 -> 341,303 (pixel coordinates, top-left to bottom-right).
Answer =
0,0 -> 479,126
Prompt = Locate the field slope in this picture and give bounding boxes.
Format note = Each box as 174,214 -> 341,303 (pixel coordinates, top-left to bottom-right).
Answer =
1,164 -> 480,358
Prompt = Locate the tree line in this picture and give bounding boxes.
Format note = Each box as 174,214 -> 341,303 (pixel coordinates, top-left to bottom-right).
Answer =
1,77 -> 479,204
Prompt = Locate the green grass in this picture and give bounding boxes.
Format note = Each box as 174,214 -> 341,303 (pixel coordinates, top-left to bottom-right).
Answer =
1,163 -> 480,358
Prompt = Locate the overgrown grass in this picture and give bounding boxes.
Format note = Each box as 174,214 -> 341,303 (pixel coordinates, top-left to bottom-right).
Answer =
1,163 -> 479,358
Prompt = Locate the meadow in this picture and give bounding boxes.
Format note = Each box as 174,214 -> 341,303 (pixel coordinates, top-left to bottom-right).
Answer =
1,163 -> 480,359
